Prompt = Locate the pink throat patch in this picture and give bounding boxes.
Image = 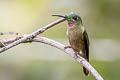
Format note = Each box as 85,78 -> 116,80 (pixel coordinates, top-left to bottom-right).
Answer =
68,23 -> 73,27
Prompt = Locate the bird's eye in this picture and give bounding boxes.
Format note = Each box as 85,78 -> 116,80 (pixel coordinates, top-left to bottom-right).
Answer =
73,17 -> 78,21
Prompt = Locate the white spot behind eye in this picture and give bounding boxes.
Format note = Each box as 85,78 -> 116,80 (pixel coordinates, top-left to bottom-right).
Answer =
72,18 -> 75,21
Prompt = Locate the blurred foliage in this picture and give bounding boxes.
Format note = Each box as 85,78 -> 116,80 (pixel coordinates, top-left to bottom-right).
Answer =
0,0 -> 120,39
89,0 -> 120,39
0,60 -> 120,80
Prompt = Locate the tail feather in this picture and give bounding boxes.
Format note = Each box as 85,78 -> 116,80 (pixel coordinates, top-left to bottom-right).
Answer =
78,52 -> 89,76
83,67 -> 89,76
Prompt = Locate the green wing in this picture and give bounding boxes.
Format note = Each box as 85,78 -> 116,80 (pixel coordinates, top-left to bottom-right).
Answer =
83,30 -> 89,62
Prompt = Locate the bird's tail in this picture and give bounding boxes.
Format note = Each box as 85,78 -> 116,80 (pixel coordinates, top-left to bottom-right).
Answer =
83,67 -> 89,76
81,50 -> 89,76
76,51 -> 89,76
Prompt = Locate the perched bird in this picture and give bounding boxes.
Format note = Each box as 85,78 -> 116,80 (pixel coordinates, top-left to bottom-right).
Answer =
52,13 -> 90,76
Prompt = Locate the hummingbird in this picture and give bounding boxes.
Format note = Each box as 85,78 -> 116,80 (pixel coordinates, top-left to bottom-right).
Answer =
52,13 -> 90,76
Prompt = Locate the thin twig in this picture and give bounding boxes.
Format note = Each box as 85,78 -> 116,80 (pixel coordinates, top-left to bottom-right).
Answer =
0,32 -> 18,35
0,18 -> 66,53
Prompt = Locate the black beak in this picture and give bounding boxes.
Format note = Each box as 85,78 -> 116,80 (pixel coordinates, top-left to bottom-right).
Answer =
52,14 -> 66,18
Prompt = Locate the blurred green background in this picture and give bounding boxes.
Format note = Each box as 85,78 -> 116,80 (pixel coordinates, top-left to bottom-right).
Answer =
0,0 -> 120,80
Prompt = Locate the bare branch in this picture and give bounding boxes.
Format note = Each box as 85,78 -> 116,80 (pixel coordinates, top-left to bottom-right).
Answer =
0,18 -> 66,53
0,37 -> 22,47
33,36 -> 104,80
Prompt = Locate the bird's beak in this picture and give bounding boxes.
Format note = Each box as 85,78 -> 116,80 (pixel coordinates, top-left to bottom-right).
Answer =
52,14 -> 66,18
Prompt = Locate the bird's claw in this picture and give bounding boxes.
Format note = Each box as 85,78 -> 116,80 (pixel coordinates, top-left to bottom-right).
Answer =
64,46 -> 72,50
73,55 -> 78,59
73,52 -> 78,59
64,46 -> 78,59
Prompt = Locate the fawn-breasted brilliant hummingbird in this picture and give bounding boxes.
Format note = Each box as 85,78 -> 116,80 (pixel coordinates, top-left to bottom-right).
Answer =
52,13 -> 90,76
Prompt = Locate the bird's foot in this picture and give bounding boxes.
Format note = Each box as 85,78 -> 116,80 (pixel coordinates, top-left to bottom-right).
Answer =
73,52 -> 79,59
73,54 -> 78,59
64,46 -> 72,50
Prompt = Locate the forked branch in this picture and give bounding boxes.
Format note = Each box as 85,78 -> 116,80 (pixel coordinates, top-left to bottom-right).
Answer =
0,18 -> 66,53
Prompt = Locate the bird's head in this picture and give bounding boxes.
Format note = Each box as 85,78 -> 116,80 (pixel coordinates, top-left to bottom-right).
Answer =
52,13 -> 83,27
